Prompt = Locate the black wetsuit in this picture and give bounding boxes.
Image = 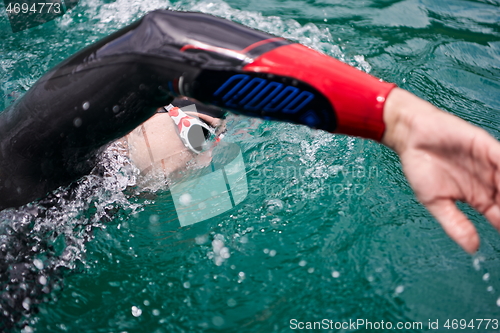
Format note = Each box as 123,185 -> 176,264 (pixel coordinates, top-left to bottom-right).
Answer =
0,9 -> 395,210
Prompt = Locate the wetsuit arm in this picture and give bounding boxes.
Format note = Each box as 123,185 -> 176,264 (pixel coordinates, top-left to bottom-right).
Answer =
0,9 -> 395,209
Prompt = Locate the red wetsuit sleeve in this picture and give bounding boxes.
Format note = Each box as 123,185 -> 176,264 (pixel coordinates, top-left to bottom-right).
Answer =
242,43 -> 397,141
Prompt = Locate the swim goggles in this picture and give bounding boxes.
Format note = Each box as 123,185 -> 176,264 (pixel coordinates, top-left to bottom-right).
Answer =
162,104 -> 219,154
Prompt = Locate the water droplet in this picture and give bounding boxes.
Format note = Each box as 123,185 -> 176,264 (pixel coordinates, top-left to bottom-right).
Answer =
82,101 -> 90,110
195,235 -> 208,245
473,256 -> 484,271
179,193 -> 192,206
39,276 -> 47,285
73,117 -> 82,127
21,326 -> 34,333
212,239 -> 224,253
265,199 -> 284,213
33,259 -> 44,270
220,247 -> 230,259
376,96 -> 385,103
131,306 -> 142,317
227,298 -> 237,307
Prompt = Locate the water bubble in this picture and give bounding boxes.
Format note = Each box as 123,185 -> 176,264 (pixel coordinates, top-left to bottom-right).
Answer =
227,298 -> 237,307
149,214 -> 159,224
263,248 -> 269,254
214,257 -> 224,266
152,309 -> 160,316
33,259 -> 44,270
82,101 -> 90,110
22,298 -> 31,311
220,247 -> 230,259
183,281 -> 191,289
131,306 -> 142,317
332,271 -> 340,278
143,300 -> 150,306
269,250 -> 277,257
212,239 -> 224,253
483,273 -> 490,281
212,316 -> 225,327
179,193 -> 192,206
307,267 -> 315,273
299,260 -> 307,267
497,297 -> 500,307
21,326 -> 34,333
487,286 -> 494,293
112,105 -> 120,113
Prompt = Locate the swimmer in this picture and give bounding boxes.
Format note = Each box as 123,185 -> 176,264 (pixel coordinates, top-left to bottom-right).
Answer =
124,96 -> 227,178
1,9 -> 500,253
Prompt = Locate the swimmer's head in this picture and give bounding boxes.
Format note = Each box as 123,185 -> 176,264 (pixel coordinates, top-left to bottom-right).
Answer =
124,98 -> 226,179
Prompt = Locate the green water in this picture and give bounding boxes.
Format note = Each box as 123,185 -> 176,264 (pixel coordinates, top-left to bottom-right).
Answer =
1,0 -> 500,332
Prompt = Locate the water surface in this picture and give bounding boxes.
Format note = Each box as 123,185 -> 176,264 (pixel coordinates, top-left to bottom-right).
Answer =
1,0 -> 500,332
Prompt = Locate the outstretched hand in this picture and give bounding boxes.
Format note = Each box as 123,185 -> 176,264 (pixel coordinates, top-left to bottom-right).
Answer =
382,88 -> 500,253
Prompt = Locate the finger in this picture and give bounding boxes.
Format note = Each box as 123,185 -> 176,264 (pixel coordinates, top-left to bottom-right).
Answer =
484,204 -> 500,233
426,199 -> 479,253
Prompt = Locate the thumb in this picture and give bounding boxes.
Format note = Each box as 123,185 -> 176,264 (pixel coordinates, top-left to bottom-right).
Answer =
425,199 -> 479,253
